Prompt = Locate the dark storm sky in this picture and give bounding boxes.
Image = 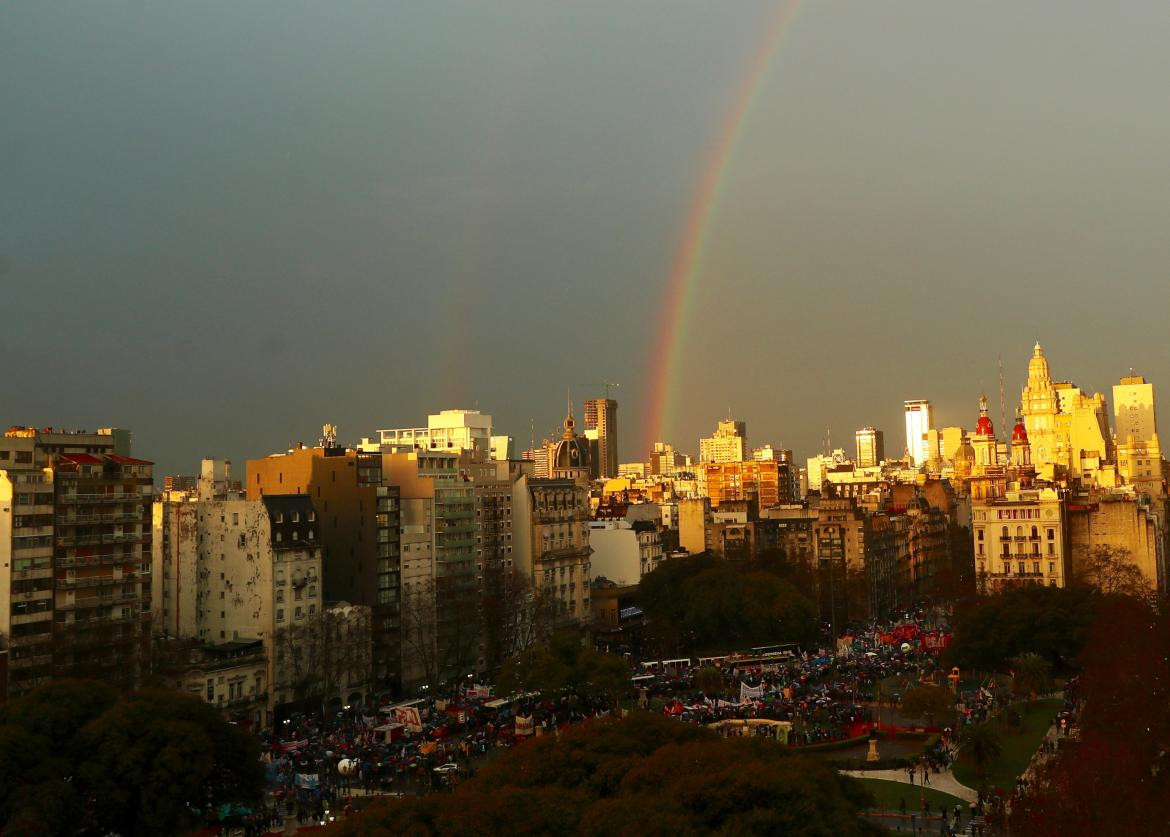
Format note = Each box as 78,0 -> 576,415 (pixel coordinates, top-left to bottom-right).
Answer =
4,1 -> 1170,478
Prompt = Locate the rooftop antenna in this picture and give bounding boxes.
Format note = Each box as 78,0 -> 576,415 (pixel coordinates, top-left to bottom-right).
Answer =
998,354 -> 1007,434
824,426 -> 831,456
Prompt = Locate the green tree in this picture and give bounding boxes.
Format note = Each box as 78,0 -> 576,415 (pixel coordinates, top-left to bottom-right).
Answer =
339,713 -> 883,837
959,722 -> 1003,787
1010,653 -> 1053,701
900,685 -> 955,727
944,585 -> 1099,674
696,666 -> 723,699
0,682 -> 263,836
497,631 -> 630,703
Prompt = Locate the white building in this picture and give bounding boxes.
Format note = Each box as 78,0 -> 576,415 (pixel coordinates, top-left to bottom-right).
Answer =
366,409 -> 510,461
904,400 -> 934,466
587,520 -> 664,586
153,470 -> 324,719
699,419 -> 747,464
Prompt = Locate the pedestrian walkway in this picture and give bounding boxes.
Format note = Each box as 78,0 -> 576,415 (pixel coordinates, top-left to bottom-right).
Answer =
841,766 -> 978,803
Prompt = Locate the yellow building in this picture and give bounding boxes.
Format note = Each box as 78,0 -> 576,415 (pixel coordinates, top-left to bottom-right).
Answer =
972,487 -> 1068,593
1019,344 -> 1111,479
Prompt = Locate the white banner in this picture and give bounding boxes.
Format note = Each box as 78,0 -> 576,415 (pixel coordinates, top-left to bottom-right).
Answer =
740,682 -> 763,702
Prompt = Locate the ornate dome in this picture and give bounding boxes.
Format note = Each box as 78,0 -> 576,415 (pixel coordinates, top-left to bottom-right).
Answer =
954,436 -> 976,464
1011,412 -> 1029,443
552,413 -> 588,472
974,393 -> 994,437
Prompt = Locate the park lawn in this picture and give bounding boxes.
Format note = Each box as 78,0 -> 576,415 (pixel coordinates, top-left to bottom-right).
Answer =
854,778 -> 965,814
952,698 -> 1060,791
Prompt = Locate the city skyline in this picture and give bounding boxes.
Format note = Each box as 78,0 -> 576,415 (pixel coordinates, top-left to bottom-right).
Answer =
5,2 -> 1170,478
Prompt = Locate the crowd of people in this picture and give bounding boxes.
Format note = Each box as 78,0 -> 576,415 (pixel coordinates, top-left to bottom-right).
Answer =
237,610 -> 962,832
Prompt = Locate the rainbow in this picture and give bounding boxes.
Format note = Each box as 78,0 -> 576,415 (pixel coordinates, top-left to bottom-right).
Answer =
642,1 -> 802,451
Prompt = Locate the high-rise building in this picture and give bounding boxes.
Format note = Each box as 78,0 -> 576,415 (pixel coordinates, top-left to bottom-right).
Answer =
699,419 -> 747,464
153,479 -> 325,722
0,426 -> 151,699
583,399 -> 618,479
1114,375 -> 1157,445
904,401 -> 934,466
1020,344 -> 1112,477
247,447 -> 401,692
648,442 -> 690,477
855,427 -> 885,468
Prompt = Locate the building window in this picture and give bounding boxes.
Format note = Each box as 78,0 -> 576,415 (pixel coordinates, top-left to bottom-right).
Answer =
277,609 -> 284,622
1047,529 -> 1055,540
1049,562 -> 1055,575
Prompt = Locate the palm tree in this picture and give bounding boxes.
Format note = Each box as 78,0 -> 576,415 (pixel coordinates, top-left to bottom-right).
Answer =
1011,653 -> 1053,702
960,722 -> 1004,786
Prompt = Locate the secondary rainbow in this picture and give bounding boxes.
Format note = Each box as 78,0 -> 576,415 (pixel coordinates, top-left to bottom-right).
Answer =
643,1 -> 802,450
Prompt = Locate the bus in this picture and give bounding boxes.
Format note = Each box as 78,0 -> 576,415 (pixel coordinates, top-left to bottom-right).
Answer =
750,643 -> 800,658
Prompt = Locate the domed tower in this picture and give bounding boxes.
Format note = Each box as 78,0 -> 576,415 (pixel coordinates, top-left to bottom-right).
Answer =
953,433 -> 976,480
1020,342 -> 1058,468
1010,407 -> 1035,484
971,393 -> 998,472
551,410 -> 590,484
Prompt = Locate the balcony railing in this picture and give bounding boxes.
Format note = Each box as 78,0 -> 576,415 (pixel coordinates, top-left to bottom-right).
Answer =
58,493 -> 133,504
56,573 -> 141,589
56,552 -> 137,568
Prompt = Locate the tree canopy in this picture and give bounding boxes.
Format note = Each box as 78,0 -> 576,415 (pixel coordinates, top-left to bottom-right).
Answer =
899,685 -> 954,727
1008,596 -> 1170,836
340,712 -> 883,837
497,630 -> 630,701
943,585 -> 1099,674
639,552 -> 818,655
0,680 -> 264,836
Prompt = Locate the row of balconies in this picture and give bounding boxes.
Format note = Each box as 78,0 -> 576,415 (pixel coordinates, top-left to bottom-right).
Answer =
56,552 -> 139,567
55,571 -> 147,589
56,593 -> 141,610
58,611 -> 143,627
56,532 -> 145,547
58,492 -> 143,504
56,511 -> 143,525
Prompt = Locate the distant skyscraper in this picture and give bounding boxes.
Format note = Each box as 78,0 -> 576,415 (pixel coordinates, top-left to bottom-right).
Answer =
854,427 -> 885,468
699,418 -> 747,464
583,398 -> 618,479
904,400 -> 934,466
